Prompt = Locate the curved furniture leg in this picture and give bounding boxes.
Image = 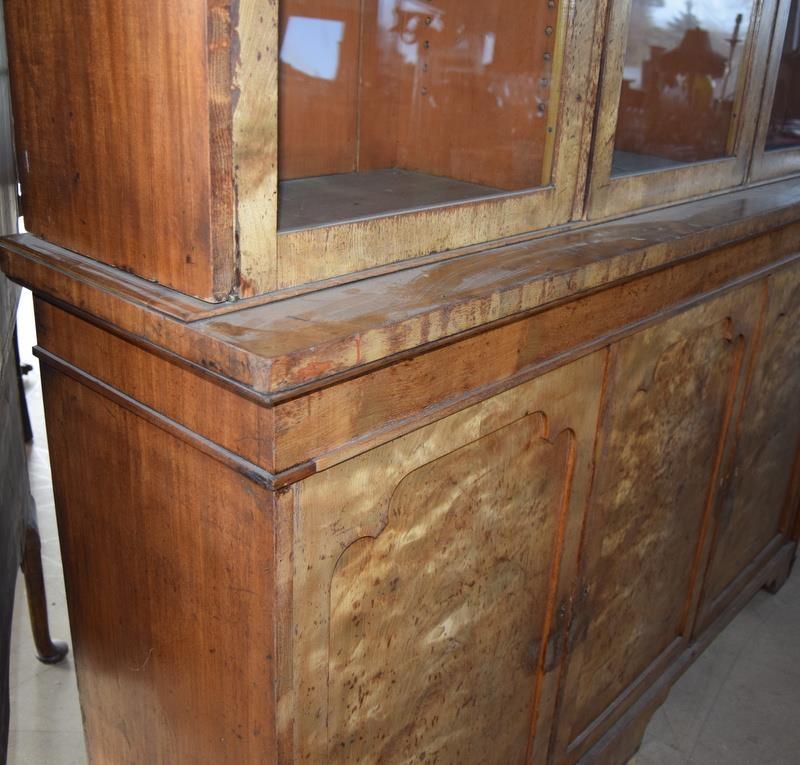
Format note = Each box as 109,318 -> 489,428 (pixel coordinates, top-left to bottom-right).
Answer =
12,327 -> 33,444
20,519 -> 69,664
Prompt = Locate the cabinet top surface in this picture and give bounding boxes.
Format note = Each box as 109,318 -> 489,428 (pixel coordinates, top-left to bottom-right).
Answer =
2,177 -> 800,399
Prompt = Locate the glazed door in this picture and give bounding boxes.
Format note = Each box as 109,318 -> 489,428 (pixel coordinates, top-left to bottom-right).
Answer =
750,0 -> 800,181
550,282 -> 765,763
587,0 -> 777,219
694,261 -> 800,633
274,0 -> 603,288
285,352 -> 607,765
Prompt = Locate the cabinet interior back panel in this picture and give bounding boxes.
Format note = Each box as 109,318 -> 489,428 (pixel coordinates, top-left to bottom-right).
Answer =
279,0 -> 556,190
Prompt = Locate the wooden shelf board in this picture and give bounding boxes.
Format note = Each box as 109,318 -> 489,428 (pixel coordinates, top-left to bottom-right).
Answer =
278,169 -> 501,232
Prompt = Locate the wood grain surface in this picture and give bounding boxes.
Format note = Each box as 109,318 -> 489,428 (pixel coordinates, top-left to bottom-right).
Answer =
553,284 -> 763,762
4,1 -> 234,300
2,202 -> 798,765
289,351 -> 605,764
695,260 -> 800,631
0,8 -> 799,756
40,365 -> 277,764
328,418 -> 570,764
2,177 -> 800,398
3,0 -> 279,300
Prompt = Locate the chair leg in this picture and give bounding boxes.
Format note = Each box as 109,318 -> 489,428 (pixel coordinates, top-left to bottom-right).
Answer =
20,520 -> 69,665
13,327 -> 33,444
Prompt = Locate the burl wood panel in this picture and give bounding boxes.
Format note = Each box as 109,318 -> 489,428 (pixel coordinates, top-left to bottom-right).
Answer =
3,1 -> 234,301
40,366 -> 277,764
286,351 -> 606,764
553,285 -> 762,762
328,416 -> 571,764
696,261 -> 800,629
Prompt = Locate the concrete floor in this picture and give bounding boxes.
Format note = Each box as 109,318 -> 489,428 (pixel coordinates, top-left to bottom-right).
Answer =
7,289 -> 800,764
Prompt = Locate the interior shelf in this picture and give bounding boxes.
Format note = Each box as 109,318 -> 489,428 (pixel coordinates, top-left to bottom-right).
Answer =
278,169 -> 501,232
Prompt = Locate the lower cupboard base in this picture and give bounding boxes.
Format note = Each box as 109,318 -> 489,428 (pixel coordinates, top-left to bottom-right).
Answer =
590,542 -> 797,765
6,213 -> 800,765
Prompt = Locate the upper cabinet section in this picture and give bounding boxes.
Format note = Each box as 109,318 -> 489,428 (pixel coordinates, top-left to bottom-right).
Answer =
3,0 -> 278,303
614,0 -> 753,172
751,0 -> 800,179
3,1 -> 800,302
2,0 -> 603,302
587,0 -> 776,218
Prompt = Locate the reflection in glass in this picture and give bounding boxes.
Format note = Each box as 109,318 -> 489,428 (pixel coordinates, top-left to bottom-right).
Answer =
766,0 -> 800,150
612,0 -> 753,176
278,1 -> 559,231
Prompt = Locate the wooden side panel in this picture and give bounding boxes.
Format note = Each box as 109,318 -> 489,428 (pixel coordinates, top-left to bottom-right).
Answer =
552,285 -> 762,762
287,351 -> 606,764
697,261 -> 800,629
3,1 -> 234,301
40,367 -> 276,764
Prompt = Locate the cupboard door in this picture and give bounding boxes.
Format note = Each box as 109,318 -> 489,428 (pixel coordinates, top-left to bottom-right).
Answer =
587,0 -> 777,219
287,352 -> 606,764
274,0 -> 603,288
551,284 -> 763,763
695,262 -> 800,632
750,0 -> 800,181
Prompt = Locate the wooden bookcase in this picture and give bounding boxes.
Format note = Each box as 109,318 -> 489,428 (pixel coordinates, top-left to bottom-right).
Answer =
1,2 -> 800,764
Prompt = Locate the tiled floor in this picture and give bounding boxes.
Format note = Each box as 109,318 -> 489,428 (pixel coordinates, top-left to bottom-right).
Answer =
7,289 -> 800,764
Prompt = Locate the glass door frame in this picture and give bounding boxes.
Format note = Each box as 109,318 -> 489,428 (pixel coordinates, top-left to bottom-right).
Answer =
270,0 -> 605,292
750,0 -> 800,181
586,0 -> 777,221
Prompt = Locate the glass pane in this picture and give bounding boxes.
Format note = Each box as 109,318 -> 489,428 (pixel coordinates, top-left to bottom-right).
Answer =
766,0 -> 800,151
278,1 -> 560,231
612,0 -> 754,176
